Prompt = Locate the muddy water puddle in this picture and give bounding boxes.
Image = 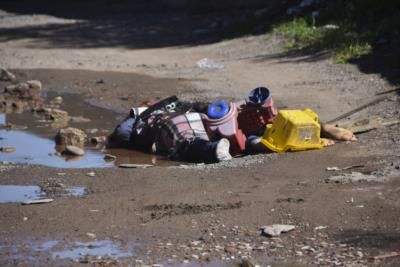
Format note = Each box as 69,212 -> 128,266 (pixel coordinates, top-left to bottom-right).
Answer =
0,92 -> 176,168
52,240 -> 135,260
1,239 -> 137,263
0,185 -> 85,203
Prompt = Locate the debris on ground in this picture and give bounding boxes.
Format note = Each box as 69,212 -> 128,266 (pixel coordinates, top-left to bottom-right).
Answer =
337,116 -> 400,134
260,224 -> 296,237
0,146 -> 15,153
34,107 -> 69,127
86,232 -> 96,239
326,165 -> 365,171
370,251 -> 400,261
21,198 -> 54,205
39,177 -> 67,196
64,145 -> 85,156
86,171 -> 96,177
119,163 -> 153,168
69,116 -> 91,123
5,80 -> 42,99
327,95 -> 388,124
108,87 -> 355,164
0,68 -> 16,81
50,96 -> 63,104
326,172 -> 389,183
196,58 -> 224,69
0,79 -> 44,113
90,136 -> 107,144
104,154 -> 116,161
55,127 -> 87,147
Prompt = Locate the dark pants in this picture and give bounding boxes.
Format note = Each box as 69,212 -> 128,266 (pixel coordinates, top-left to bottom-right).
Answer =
178,139 -> 219,163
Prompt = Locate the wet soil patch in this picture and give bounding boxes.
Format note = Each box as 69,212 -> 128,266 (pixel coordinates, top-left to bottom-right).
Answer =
0,91 -> 177,168
0,184 -> 85,203
7,69 -> 197,113
143,202 -> 243,221
0,238 -> 137,265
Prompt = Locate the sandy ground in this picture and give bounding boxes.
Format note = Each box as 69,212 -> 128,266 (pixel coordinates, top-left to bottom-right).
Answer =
0,6 -> 400,267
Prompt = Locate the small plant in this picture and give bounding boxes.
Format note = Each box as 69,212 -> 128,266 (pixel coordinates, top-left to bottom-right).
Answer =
334,42 -> 371,63
273,18 -> 322,49
273,17 -> 372,63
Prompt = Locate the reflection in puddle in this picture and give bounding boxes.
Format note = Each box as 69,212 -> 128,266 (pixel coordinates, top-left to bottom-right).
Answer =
0,185 -> 85,203
52,240 -> 134,260
0,239 -> 136,263
0,92 -> 177,168
0,185 -> 43,203
0,129 -> 113,168
32,240 -> 60,252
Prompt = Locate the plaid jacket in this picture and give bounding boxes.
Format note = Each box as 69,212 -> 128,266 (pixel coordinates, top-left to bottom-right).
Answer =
155,113 -> 209,156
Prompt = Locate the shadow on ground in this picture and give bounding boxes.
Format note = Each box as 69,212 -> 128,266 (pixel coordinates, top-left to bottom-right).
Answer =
1,0 -> 399,86
252,40 -> 400,86
337,229 -> 400,252
0,0 -> 288,49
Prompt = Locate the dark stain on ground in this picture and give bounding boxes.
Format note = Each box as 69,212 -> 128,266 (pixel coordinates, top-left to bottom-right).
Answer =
143,202 -> 243,221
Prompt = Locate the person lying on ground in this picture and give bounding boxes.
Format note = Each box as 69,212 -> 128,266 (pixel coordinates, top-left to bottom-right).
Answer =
108,98 -> 232,163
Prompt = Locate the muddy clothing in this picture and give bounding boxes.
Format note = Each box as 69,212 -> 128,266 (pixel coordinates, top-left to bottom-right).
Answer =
154,112 -> 212,160
109,111 -> 221,162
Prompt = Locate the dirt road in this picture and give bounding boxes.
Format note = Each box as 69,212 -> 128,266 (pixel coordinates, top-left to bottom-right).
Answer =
0,4 -> 399,267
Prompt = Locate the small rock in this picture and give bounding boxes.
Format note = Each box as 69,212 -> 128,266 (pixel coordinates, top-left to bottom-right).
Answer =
5,82 -> 41,101
356,251 -> 364,258
104,154 -> 117,161
119,163 -> 153,168
55,127 -> 87,147
69,116 -> 91,123
64,145 -> 85,156
86,171 -> 96,177
196,58 -> 224,69
26,80 -> 42,91
52,96 -> 63,104
0,68 -> 16,81
22,198 -> 54,205
314,226 -> 328,231
86,232 -> 96,239
260,224 -> 296,237
224,246 -> 237,255
296,251 -> 303,256
0,146 -> 15,153
239,259 -> 257,267
49,108 -> 69,121
23,217 -> 28,221
322,24 -> 339,30
87,128 -> 98,134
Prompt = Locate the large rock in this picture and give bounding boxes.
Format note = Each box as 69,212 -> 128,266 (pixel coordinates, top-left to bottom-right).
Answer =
55,127 -> 87,147
26,80 -> 42,91
4,80 -> 42,101
0,69 -> 16,81
37,107 -> 69,121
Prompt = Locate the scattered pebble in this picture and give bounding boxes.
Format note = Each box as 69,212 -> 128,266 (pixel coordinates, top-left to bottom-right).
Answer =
86,232 -> 96,239
64,145 -> 85,156
104,154 -> 117,161
0,146 -> 15,153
